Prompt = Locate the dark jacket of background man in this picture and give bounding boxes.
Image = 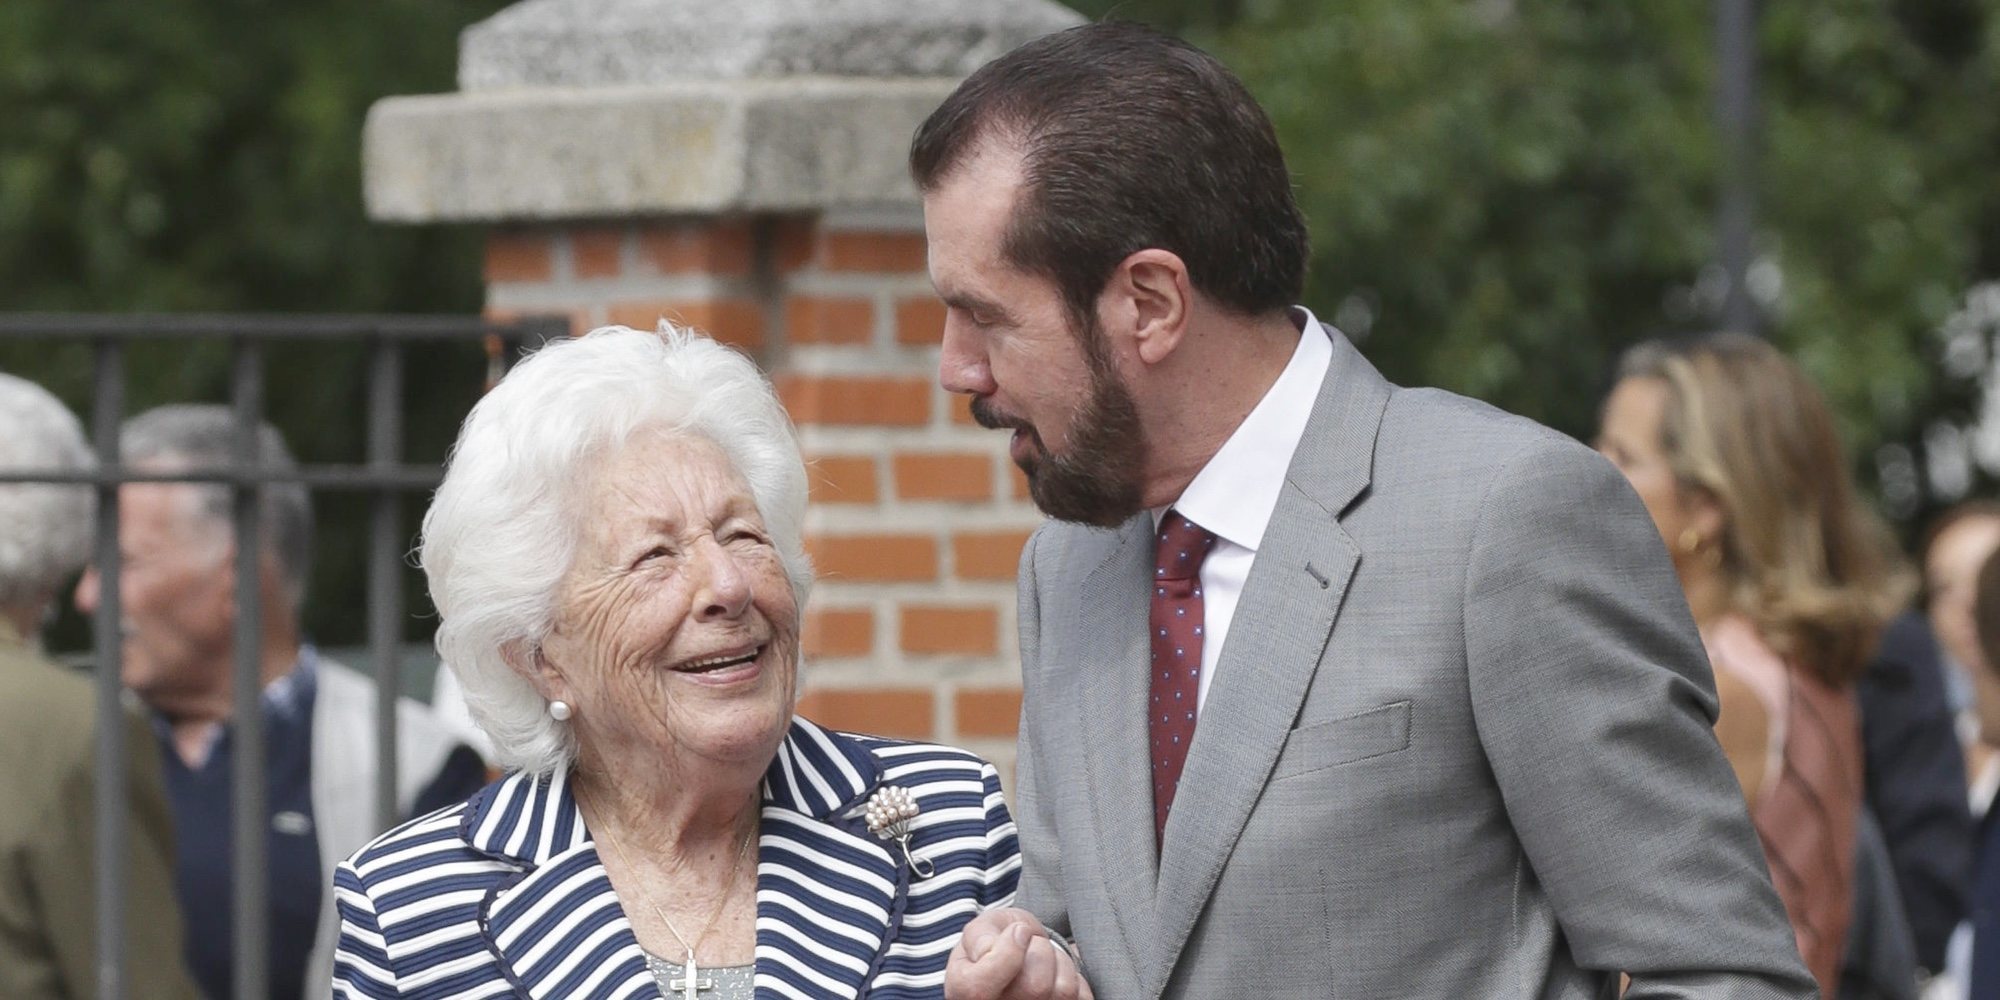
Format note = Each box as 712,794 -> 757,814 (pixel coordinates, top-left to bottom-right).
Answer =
1857,611 -> 1975,973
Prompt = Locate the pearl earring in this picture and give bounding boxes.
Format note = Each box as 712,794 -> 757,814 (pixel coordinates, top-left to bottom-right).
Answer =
548,699 -> 572,722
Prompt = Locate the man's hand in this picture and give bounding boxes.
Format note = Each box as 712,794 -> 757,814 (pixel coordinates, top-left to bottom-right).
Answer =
944,908 -> 1093,1000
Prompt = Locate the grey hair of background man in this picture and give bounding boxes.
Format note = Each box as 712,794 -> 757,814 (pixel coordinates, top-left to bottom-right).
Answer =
0,373 -> 94,613
420,324 -> 813,776
120,405 -> 315,610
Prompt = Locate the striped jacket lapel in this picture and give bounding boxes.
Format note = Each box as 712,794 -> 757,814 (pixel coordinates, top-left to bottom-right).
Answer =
467,769 -> 661,999
755,719 -> 903,999
462,721 -> 906,1000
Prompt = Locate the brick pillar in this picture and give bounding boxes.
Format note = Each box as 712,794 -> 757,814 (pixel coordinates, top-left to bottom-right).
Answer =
777,219 -> 1040,776
364,0 -> 1082,787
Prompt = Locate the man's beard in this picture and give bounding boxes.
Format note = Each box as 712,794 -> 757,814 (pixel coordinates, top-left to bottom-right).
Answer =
971,320 -> 1147,528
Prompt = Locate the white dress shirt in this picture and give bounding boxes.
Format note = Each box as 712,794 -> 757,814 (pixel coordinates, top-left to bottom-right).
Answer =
1153,306 -> 1334,710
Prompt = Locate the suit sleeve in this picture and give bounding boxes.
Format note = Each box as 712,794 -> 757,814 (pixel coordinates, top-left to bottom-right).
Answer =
1462,437 -> 1817,998
1012,525 -> 1071,938
977,760 -> 1024,909
32,709 -> 199,1000
332,862 -> 401,999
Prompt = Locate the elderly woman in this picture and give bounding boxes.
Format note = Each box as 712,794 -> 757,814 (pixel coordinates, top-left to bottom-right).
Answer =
0,374 -> 198,999
1595,334 -> 1911,999
332,326 -> 1022,999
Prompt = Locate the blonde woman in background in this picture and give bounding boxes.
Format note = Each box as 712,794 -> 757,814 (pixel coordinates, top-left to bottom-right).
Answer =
1596,334 -> 1914,998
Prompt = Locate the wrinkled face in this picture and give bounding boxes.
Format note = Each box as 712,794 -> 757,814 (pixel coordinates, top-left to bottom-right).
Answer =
537,431 -> 799,773
73,483 -> 234,709
1596,377 -> 1713,578
923,143 -> 1147,527
1925,515 -> 2000,676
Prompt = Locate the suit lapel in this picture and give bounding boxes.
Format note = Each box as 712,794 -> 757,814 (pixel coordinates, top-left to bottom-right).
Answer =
484,843 -> 659,999
466,721 -> 903,1000
469,770 -> 660,999
1147,326 -> 1391,993
1068,517 -> 1164,965
755,720 -> 902,1000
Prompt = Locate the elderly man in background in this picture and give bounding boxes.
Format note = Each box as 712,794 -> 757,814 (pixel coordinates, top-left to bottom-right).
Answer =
72,405 -> 485,1000
0,374 -> 198,999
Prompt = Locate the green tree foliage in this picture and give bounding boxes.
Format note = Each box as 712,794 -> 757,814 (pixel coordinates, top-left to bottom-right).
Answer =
1073,0 -> 2000,523
5,0 -> 1999,653
0,0 -> 508,313
0,0 -> 513,650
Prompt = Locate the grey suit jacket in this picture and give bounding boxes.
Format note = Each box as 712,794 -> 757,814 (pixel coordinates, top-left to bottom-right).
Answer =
1013,325 -> 1817,999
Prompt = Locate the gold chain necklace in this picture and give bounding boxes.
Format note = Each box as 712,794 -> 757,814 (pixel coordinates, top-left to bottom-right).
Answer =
581,790 -> 756,999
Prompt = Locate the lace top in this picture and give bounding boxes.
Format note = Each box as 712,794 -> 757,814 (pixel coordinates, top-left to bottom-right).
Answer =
644,952 -> 755,1000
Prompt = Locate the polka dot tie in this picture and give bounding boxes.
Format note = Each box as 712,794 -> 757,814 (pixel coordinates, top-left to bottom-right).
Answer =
1149,509 -> 1218,843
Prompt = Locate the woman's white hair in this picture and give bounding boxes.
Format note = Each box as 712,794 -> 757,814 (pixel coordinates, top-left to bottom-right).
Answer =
420,325 -> 812,776
0,373 -> 93,613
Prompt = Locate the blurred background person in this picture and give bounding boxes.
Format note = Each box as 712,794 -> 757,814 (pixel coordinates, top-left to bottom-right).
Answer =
334,326 -> 1028,998
1854,601 -> 1973,981
1922,502 -> 2000,816
1597,334 -> 1916,998
0,372 -> 198,999
1957,543 -> 2000,999
71,405 -> 486,1000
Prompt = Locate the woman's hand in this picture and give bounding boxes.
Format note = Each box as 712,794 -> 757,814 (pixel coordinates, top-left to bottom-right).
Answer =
944,908 -> 1092,1000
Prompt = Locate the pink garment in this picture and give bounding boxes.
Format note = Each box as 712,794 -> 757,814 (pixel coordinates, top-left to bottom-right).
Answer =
1702,614 -> 1861,1000
1705,616 -> 1791,793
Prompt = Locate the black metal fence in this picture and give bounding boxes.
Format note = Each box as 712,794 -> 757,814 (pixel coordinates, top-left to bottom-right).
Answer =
0,313 -> 566,1000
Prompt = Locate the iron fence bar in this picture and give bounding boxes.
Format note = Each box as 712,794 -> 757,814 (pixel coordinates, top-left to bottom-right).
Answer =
91,338 -> 127,1000
0,465 -> 446,488
1715,0 -> 1760,333
368,336 -> 405,830
0,314 -> 567,342
229,340 -> 268,1000
0,310 -> 558,997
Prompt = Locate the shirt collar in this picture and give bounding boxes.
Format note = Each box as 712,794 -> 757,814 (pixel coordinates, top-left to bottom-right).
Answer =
263,644 -> 318,723
148,645 -> 320,758
1156,305 -> 1335,551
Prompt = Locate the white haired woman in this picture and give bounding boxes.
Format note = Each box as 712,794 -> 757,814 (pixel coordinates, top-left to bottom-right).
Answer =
331,327 -> 1026,1000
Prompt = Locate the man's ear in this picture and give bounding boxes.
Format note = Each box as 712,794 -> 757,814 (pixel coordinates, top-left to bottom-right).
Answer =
1104,248 -> 1193,367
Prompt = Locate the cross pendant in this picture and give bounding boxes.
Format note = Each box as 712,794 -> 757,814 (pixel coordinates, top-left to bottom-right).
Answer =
669,955 -> 714,1000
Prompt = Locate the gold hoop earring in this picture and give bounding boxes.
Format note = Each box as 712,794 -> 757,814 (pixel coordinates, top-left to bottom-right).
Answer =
1677,527 -> 1702,555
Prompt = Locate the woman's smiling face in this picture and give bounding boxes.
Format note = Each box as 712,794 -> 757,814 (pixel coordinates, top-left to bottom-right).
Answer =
536,428 -> 799,775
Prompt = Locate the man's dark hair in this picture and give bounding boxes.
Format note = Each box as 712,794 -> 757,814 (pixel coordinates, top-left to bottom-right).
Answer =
910,21 -> 1308,325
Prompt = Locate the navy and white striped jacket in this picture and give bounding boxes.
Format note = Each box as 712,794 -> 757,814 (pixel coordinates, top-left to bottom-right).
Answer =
331,718 -> 1020,999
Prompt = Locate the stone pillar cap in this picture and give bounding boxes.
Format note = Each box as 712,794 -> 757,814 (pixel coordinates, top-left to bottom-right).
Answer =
461,0 -> 1084,91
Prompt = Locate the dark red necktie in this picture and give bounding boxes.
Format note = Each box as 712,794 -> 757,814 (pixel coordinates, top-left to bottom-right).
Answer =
1149,510 -> 1218,842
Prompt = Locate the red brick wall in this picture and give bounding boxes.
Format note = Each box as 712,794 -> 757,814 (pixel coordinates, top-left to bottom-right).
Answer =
483,215 -> 1041,787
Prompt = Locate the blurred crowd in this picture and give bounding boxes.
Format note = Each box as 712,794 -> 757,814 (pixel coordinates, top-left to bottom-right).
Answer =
1594,335 -> 1998,999
0,377 -> 487,1000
